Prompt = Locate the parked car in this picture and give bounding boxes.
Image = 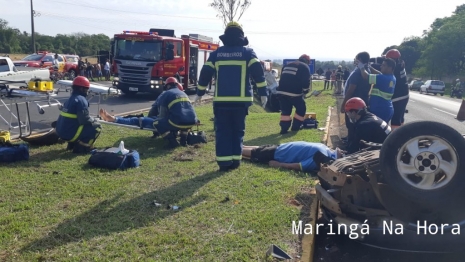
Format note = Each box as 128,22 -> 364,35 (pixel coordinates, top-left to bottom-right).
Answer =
62,54 -> 80,79
13,51 -> 66,73
408,80 -> 423,91
420,80 -> 445,96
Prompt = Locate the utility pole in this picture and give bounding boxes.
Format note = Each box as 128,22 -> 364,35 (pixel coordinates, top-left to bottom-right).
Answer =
30,0 -> 36,53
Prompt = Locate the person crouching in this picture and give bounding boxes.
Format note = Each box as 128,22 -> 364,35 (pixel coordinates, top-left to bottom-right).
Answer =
55,76 -> 102,153
99,77 -> 199,149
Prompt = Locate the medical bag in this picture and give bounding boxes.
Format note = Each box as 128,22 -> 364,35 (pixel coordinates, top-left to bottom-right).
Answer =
88,148 -> 140,170
302,118 -> 318,129
28,78 -> 54,92
0,130 -> 10,143
0,141 -> 29,163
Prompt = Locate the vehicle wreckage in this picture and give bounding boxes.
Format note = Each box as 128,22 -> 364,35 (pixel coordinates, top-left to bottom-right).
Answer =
315,120 -> 465,252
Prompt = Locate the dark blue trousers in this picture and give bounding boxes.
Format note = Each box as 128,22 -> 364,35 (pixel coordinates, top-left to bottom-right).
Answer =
214,106 -> 248,167
115,116 -> 193,135
77,125 -> 100,145
278,95 -> 306,132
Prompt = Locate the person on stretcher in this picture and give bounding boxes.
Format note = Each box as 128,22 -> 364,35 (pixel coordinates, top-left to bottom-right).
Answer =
99,77 -> 199,149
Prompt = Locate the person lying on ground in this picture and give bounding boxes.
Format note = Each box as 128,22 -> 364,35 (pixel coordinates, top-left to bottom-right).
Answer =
99,77 -> 199,149
241,141 -> 344,172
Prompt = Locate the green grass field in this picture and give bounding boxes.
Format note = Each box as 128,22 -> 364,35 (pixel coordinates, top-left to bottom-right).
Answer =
0,82 -> 335,261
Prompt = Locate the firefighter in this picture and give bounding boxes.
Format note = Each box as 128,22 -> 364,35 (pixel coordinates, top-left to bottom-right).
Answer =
335,65 -> 344,94
55,76 -> 101,153
385,49 -> 409,130
344,97 -> 391,154
194,21 -> 268,172
276,54 -> 312,134
100,77 -> 198,148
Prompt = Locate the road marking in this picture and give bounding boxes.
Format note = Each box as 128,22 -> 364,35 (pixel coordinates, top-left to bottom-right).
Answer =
409,100 -> 416,102
433,107 -> 456,117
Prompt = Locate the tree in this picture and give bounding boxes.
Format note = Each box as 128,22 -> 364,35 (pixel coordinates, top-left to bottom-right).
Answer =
209,0 -> 251,28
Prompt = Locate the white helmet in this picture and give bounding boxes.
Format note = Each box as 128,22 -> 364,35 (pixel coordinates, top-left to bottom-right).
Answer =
457,79 -> 460,82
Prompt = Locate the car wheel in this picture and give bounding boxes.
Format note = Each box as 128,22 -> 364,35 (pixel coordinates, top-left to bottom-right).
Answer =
419,89 -> 423,94
68,70 -> 76,79
379,121 -> 465,207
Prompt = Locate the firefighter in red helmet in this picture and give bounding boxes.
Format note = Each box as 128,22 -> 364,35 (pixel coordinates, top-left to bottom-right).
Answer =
55,76 -> 102,153
385,49 -> 409,130
344,97 -> 391,154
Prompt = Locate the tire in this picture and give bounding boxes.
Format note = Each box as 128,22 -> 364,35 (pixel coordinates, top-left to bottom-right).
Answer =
68,70 -> 76,79
379,121 -> 465,207
440,93 -> 444,96
419,89 -> 423,94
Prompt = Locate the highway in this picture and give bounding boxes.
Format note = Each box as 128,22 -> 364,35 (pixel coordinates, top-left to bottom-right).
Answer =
0,81 -> 211,137
405,91 -> 465,134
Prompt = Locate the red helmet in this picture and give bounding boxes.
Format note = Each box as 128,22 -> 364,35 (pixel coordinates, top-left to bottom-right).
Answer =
299,54 -> 311,64
385,49 -> 401,59
72,76 -> 90,89
165,77 -> 183,91
345,97 -> 366,112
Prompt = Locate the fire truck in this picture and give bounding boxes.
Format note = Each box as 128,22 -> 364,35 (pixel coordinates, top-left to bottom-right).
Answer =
111,29 -> 219,95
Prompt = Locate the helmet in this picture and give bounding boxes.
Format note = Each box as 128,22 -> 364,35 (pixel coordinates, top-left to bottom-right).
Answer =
457,79 -> 460,82
385,49 -> 401,59
345,97 -> 366,112
165,77 -> 183,91
299,54 -> 311,64
225,21 -> 243,32
72,76 -> 90,89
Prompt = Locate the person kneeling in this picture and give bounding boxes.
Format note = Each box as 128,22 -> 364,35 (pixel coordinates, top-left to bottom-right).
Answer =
99,77 -> 199,149
55,76 -> 101,153
242,141 -> 344,172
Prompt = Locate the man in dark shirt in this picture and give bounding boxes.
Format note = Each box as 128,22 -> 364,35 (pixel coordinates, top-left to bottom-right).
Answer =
324,68 -> 332,90
344,97 -> 391,154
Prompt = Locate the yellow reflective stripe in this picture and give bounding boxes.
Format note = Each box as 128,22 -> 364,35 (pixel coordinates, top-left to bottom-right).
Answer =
213,96 -> 253,102
215,60 -> 247,98
60,111 -> 77,118
248,58 -> 260,67
217,156 -> 233,161
371,88 -> 393,100
256,81 -> 266,88
168,97 -> 190,108
198,85 -> 207,91
299,163 -> 303,171
205,61 -> 214,69
368,74 -> 377,85
168,119 -> 194,129
232,155 -> 242,160
69,125 -> 83,142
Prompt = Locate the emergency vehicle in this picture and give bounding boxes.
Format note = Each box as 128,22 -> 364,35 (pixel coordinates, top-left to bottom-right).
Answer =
111,29 -> 219,95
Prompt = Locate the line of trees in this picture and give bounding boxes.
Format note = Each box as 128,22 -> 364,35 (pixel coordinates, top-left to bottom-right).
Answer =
0,19 -> 110,56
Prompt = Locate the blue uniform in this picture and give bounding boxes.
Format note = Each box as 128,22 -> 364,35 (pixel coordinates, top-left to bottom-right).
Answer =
368,74 -> 396,123
115,88 -> 198,134
56,92 -> 100,145
274,142 -> 336,172
277,61 -> 311,132
197,46 -> 267,168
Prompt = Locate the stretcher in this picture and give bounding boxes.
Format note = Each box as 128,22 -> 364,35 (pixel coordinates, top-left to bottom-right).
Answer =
55,80 -> 121,113
0,80 -> 62,138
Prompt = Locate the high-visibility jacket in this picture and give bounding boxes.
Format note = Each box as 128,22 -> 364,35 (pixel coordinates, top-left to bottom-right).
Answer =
156,87 -> 198,128
277,61 -> 311,96
197,46 -> 267,107
55,92 -> 96,142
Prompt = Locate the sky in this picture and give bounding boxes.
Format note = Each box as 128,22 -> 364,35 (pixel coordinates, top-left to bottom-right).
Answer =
1,0 -> 464,61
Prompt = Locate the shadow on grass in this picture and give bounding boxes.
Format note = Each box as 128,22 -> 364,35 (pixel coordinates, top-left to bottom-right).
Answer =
294,191 -> 314,243
27,147 -> 83,163
244,131 -> 297,146
20,170 -> 225,253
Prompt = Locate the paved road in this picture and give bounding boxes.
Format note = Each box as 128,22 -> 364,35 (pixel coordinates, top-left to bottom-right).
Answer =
405,91 -> 465,133
0,81 -> 213,137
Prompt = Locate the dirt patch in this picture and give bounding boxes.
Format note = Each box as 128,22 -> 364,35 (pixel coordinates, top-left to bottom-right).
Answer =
173,149 -> 198,161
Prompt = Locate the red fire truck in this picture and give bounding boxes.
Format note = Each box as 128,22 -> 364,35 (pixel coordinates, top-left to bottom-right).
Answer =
111,29 -> 219,95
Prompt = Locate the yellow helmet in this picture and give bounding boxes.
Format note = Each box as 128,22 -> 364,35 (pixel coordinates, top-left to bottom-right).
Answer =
225,21 -> 243,32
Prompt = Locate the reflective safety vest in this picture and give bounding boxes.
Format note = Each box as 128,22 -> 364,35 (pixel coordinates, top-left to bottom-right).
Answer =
369,74 -> 396,102
197,46 -> 267,106
55,93 -> 88,142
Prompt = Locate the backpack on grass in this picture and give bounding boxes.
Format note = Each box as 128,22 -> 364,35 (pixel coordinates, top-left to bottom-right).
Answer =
88,147 -> 140,170
0,141 -> 29,163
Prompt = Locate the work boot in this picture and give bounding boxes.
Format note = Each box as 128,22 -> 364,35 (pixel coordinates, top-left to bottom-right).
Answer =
72,143 -> 91,154
218,165 -> 232,172
66,142 -> 75,151
163,132 -> 179,149
230,160 -> 240,170
280,129 -> 288,135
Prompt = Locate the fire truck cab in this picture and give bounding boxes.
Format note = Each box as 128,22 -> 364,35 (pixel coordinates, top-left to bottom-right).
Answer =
111,29 -> 218,96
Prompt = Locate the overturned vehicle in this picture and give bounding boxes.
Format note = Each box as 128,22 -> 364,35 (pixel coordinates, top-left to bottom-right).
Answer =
315,121 -> 465,252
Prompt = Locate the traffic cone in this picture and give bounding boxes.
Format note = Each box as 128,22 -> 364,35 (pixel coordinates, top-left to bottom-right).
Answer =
456,99 -> 465,120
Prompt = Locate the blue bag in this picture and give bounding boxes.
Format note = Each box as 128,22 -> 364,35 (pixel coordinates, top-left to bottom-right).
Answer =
302,118 -> 319,129
88,148 -> 140,170
0,142 -> 29,163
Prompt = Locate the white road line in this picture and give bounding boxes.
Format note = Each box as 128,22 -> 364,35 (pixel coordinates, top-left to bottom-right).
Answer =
409,100 -> 416,102
433,107 -> 456,117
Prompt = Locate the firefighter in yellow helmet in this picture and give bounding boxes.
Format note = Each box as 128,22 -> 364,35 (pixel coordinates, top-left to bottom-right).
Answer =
195,21 -> 268,172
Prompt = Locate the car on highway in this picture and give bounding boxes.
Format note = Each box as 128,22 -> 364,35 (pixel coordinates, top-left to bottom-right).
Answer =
408,80 -> 424,91
419,80 -> 445,96
315,121 -> 465,252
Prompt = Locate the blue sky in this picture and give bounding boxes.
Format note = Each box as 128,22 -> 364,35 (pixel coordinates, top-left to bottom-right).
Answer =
1,0 -> 464,61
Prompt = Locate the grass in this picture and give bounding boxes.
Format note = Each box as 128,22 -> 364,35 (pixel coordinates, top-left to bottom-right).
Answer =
0,82 -> 335,261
